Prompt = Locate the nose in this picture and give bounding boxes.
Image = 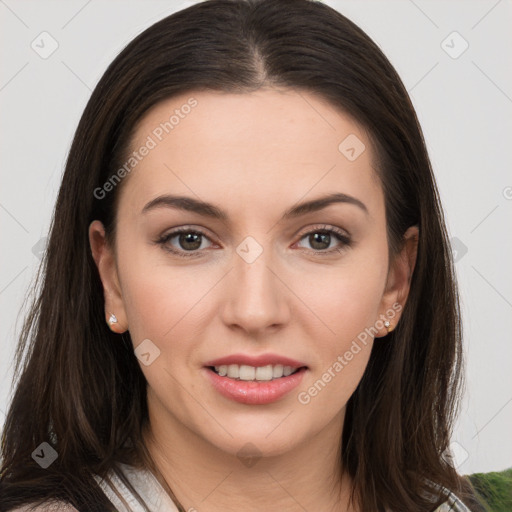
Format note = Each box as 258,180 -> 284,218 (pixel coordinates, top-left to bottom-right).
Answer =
220,241 -> 291,337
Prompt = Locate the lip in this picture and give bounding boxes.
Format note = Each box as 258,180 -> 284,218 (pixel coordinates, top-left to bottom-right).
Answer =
204,366 -> 307,405
203,353 -> 307,368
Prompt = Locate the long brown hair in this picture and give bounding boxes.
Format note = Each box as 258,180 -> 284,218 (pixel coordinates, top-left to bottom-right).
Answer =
1,0 -> 484,510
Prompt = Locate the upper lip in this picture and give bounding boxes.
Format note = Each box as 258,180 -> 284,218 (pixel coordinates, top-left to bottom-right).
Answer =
204,353 -> 308,368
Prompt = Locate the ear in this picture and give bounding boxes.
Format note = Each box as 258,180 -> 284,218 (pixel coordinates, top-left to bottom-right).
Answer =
375,225 -> 419,337
88,220 -> 128,333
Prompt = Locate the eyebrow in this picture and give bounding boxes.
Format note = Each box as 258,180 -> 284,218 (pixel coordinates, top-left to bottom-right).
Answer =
141,192 -> 369,220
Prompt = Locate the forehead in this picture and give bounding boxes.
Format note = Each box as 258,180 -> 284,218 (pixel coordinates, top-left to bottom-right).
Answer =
119,88 -> 383,221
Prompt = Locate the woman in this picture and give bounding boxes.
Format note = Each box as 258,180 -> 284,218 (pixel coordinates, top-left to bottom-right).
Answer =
0,0 -> 486,510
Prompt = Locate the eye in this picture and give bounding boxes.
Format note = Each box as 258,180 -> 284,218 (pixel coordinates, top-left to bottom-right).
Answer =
295,225 -> 351,256
156,227 -> 214,258
156,224 -> 351,259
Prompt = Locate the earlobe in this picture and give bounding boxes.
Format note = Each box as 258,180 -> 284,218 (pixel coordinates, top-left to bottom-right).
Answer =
383,319 -> 394,334
88,220 -> 128,333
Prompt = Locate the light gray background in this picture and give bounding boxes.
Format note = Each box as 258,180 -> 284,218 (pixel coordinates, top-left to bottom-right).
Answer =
1,0 -> 511,475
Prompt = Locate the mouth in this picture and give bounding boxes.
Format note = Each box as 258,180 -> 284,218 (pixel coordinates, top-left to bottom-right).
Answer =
207,364 -> 305,381
203,362 -> 308,405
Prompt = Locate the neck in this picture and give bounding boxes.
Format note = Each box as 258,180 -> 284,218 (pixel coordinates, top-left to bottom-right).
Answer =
143,401 -> 357,512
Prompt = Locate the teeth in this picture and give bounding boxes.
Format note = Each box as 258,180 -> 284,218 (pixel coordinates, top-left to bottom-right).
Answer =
255,365 -> 273,381
227,364 -> 239,378
213,364 -> 300,381
239,365 -> 255,381
272,364 -> 284,378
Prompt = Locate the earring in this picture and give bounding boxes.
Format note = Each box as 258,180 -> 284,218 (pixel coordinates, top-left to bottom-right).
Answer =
108,313 -> 118,325
384,320 -> 393,333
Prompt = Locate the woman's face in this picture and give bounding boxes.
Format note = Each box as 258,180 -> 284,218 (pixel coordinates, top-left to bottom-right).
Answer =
90,88 -> 416,459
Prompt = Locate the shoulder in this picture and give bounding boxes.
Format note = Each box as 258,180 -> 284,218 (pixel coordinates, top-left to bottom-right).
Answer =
9,502 -> 79,512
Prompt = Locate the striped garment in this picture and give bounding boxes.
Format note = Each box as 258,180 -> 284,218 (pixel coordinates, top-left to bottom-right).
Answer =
93,463 -> 472,512
10,463 -> 472,511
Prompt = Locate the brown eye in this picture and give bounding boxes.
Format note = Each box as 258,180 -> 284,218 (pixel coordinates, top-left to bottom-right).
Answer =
307,232 -> 332,250
157,228 -> 213,258
175,232 -> 203,251
296,226 -> 351,255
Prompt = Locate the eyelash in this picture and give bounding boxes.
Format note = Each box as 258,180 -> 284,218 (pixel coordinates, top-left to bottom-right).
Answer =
155,224 -> 352,259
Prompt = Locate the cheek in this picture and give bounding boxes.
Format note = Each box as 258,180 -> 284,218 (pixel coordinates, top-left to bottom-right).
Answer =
121,273 -> 185,342
115,231 -> 206,341
117,256 -> 210,405
291,253 -> 387,407
298,259 -> 387,352
294,281 -> 382,412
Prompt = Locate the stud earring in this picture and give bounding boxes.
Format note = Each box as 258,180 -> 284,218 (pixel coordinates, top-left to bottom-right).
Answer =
384,320 -> 394,333
108,313 -> 118,325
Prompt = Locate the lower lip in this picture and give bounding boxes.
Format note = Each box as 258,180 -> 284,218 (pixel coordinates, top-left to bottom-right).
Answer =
204,367 -> 307,405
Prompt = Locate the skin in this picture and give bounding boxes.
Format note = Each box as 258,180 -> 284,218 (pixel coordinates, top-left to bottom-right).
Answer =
89,88 -> 418,512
